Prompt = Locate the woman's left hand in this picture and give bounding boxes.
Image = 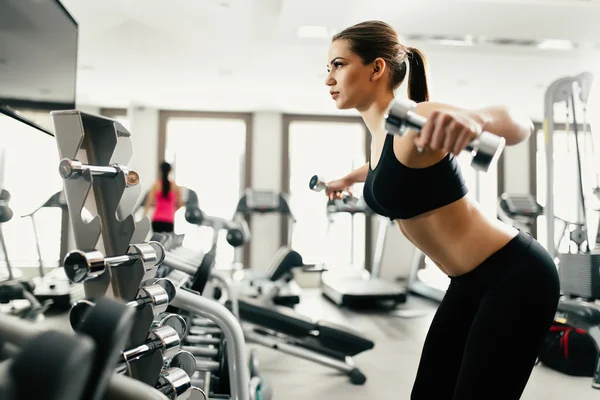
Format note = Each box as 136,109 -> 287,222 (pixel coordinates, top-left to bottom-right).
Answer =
413,110 -> 483,156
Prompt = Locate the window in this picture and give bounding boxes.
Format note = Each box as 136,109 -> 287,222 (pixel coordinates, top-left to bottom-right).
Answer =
286,118 -> 367,269
536,127 -> 599,254
162,113 -> 249,269
0,113 -> 63,267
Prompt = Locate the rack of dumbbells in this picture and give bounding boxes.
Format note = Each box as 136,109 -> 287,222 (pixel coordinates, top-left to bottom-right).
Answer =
48,110 -> 252,400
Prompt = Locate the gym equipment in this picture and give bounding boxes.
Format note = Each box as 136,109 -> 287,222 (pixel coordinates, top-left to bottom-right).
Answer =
120,325 -> 181,369
152,312 -> 188,339
182,206 -> 249,294
156,367 -> 207,400
59,158 -> 140,186
230,295 -> 373,385
69,280 -> 178,330
497,193 -> 544,233
0,313 -> 95,400
74,297 -> 137,400
543,72 -> 600,300
232,189 -> 316,306
0,297 -> 174,400
384,98 -> 506,172
0,190 -> 50,321
309,176 -> 408,308
309,175 -> 357,206
63,242 -> 165,283
0,190 -> 22,282
541,72 -> 600,390
52,110 -> 254,400
167,350 -> 197,377
185,206 -> 250,249
21,191 -> 80,309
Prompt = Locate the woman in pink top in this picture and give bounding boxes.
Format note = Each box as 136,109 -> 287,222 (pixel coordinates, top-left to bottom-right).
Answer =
143,162 -> 183,233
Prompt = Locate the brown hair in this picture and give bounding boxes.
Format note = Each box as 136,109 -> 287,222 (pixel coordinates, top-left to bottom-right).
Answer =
332,20 -> 430,103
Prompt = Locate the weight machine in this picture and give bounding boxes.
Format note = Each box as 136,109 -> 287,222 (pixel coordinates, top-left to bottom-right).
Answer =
543,72 -> 600,300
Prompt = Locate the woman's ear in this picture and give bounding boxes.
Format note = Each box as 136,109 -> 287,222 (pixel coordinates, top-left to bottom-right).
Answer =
371,58 -> 387,82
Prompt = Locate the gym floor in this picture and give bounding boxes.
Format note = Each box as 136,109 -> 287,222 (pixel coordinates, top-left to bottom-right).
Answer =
43,290 -> 595,399
254,290 -> 596,400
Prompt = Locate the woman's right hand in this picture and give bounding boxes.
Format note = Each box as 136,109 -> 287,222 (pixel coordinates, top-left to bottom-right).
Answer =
325,177 -> 353,201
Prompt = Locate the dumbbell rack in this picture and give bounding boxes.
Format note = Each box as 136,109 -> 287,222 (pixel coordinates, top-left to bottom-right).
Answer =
51,111 -> 251,400
51,110 -> 168,386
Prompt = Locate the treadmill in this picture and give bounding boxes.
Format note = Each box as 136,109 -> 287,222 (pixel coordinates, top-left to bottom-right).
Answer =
319,196 -> 407,308
232,189 -> 306,306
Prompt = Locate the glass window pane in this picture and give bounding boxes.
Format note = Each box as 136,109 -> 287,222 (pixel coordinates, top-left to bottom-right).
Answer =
164,117 -> 246,269
0,119 -> 62,268
288,120 -> 366,268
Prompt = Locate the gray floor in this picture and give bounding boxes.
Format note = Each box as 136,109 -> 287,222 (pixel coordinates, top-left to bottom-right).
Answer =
252,290 -> 598,400
39,289 -> 597,399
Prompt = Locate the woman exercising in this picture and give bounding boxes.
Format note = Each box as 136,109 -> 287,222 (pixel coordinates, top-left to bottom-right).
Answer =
324,20 -> 560,399
143,161 -> 183,233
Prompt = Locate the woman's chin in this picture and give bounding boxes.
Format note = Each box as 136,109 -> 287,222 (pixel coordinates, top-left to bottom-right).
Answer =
334,99 -> 352,110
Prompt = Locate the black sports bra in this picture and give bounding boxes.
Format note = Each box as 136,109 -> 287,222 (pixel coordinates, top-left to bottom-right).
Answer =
363,134 -> 469,220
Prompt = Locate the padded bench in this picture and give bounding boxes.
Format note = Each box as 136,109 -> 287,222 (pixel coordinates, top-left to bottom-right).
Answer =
234,296 -> 374,356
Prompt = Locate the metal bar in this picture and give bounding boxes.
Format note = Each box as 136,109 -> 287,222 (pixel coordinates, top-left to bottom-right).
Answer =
171,289 -> 249,400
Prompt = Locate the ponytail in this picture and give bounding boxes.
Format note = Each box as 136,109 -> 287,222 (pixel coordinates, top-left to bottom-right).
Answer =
160,162 -> 171,198
406,47 -> 430,103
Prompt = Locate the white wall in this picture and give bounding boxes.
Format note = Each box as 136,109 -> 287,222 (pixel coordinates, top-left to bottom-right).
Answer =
127,105 -> 160,195
248,112 -> 283,272
503,139 -> 532,194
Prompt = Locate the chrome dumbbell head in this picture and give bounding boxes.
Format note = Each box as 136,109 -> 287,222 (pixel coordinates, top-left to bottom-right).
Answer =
168,350 -> 197,377
59,158 -> 140,186
152,312 -> 187,339
69,284 -> 178,331
120,325 -> 181,366
149,325 -> 181,360
63,241 -> 165,283
309,175 -> 326,192
156,368 -> 192,400
126,278 -> 176,314
309,175 -> 357,205
69,299 -> 95,330
384,98 -> 505,172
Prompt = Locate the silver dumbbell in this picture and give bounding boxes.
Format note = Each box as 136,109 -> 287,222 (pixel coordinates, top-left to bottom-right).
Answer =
59,158 -> 140,186
157,367 -> 208,400
63,242 -> 165,283
69,280 -> 177,330
309,175 -> 358,206
120,325 -> 181,368
152,312 -> 188,339
384,98 -> 505,172
167,350 -> 196,376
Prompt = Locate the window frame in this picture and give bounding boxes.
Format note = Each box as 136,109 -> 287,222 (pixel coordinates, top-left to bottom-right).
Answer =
281,114 -> 373,271
158,110 -> 253,266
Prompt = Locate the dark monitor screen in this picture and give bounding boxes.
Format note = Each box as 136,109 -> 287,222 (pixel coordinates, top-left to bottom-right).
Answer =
0,0 -> 78,136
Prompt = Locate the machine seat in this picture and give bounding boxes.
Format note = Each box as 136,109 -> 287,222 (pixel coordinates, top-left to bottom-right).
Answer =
236,297 -> 374,356
557,298 -> 600,326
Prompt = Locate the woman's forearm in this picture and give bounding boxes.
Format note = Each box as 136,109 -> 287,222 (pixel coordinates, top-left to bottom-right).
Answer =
470,106 -> 534,146
343,163 -> 369,184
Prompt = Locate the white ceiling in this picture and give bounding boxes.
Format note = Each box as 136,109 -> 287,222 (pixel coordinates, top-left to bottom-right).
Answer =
61,0 -> 600,120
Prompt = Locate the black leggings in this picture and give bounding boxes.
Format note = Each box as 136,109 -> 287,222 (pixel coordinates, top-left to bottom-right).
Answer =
152,221 -> 174,233
411,231 -> 560,400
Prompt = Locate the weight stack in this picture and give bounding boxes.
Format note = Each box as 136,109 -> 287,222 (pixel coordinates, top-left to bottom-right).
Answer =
558,252 -> 600,300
